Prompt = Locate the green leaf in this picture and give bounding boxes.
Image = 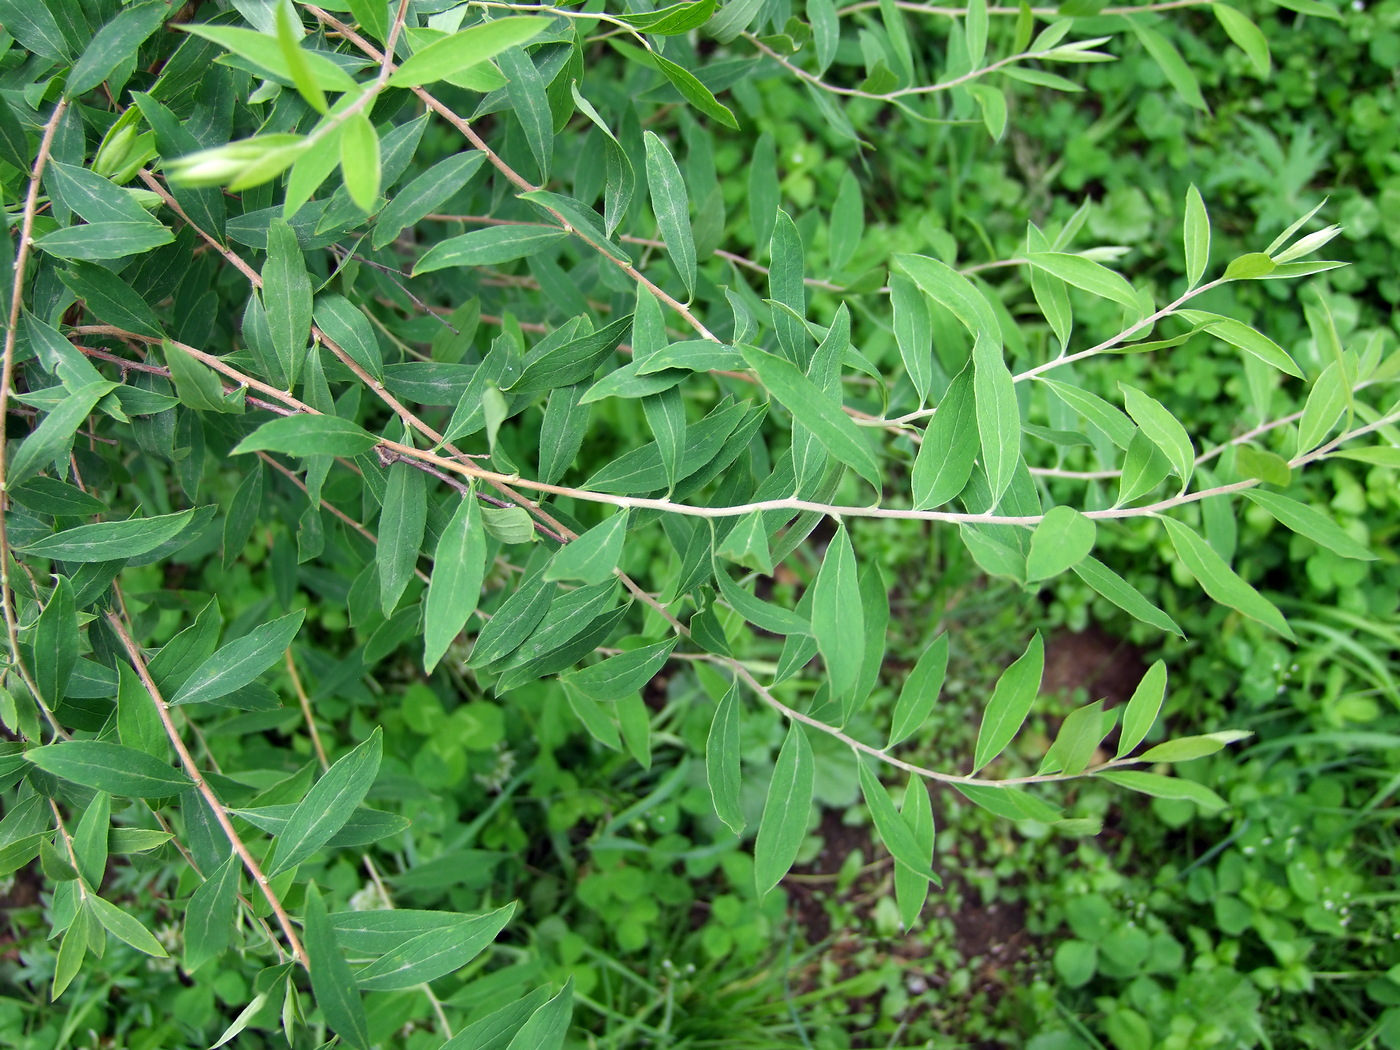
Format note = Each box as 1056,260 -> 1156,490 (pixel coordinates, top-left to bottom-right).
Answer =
179,23 -> 358,93
304,883 -> 371,1050
1024,252 -> 1141,309
1140,730 -> 1252,763
170,610 -> 305,706
1183,184 -> 1210,287
1027,506 -> 1097,583
888,633 -> 948,748
424,491 -> 488,674
372,151 -> 485,249
644,131 -> 696,299
754,722 -> 814,896
498,46 -> 553,181
651,51 -> 739,129
468,574 -> 555,668
858,760 -> 940,884
810,525 -> 863,703
1176,311 -> 1302,378
1120,383 -> 1195,489
894,779 -> 934,927
740,344 -> 880,491
966,0 -> 989,67
377,459 -> 427,615
66,0 -> 168,98
973,333 -> 1020,505
45,161 -> 154,225
346,0 -> 389,41
1223,252 -> 1276,280
973,632 -> 1044,772
769,211 -> 808,365
1071,557 -> 1183,636
314,294 -> 384,382
34,222 -> 174,262
1126,16 -> 1206,110
1297,359 -> 1348,452
1242,490 -> 1375,560
634,341 -> 745,375
33,577 -> 79,707
1213,4 -> 1270,77
568,639 -> 677,701
892,254 -> 1001,343
1097,770 -> 1227,812
545,511 -> 628,586
26,741 -> 190,797
117,662 -> 166,759
1116,660 -> 1167,757
715,512 -> 774,576
890,275 -> 932,404
0,0 -> 71,62
356,903 -> 515,990
439,989 -> 552,1050
509,313 -> 634,394
1161,517 -> 1293,640
505,980 -> 573,1050
52,904 -> 90,1000
275,2 -> 327,113
72,791 -> 110,889
263,219 -> 313,388
563,680 -> 622,750
829,169 -> 864,273
339,113 -> 381,213
1235,444 -> 1292,486
184,854 -> 241,972
414,225 -> 566,275
267,728 -> 383,876
1040,700 -> 1107,776
231,414 -> 379,457
387,17 -> 552,87
164,341 -> 235,413
7,380 -> 117,488
17,509 -> 197,563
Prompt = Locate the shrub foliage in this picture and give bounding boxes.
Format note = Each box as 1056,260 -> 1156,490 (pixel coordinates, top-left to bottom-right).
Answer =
0,0 -> 1395,1045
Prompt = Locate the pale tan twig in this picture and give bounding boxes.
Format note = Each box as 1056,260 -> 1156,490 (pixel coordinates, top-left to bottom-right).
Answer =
285,648 -> 329,771
1,99 -> 73,741
106,604 -> 310,970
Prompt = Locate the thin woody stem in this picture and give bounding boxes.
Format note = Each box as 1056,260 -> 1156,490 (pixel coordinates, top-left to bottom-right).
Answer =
0,100 -> 72,741
106,604 -> 310,970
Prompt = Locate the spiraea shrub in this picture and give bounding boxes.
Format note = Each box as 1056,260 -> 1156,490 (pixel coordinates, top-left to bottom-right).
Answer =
0,0 -> 1394,1045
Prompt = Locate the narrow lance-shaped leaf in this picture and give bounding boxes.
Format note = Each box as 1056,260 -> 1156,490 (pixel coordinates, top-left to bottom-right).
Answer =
170,610 -> 305,706
1183,184 -> 1210,287
1071,556 -> 1183,637
706,681 -> 745,836
340,113 -> 381,213
304,883 -> 371,1050
1242,489 -> 1375,561
355,903 -> 516,990
267,727 -> 384,876
810,525 -> 864,704
894,778 -> 935,928
17,508 -> 197,563
754,722 -> 814,896
1024,252 -> 1141,309
387,17 -> 552,87
424,490 -> 488,673
184,854 -> 241,972
858,760 -> 940,885
26,741 -> 191,797
263,219 -> 312,388
544,511 -> 627,586
888,633 -> 948,747
377,459 -> 427,615
1120,384 -> 1195,490
88,893 -> 168,957
973,632 -> 1044,772
1161,517 -> 1294,640
740,344 -> 880,492
973,333 -> 1020,505
643,131 -> 696,299
1117,660 -> 1167,758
